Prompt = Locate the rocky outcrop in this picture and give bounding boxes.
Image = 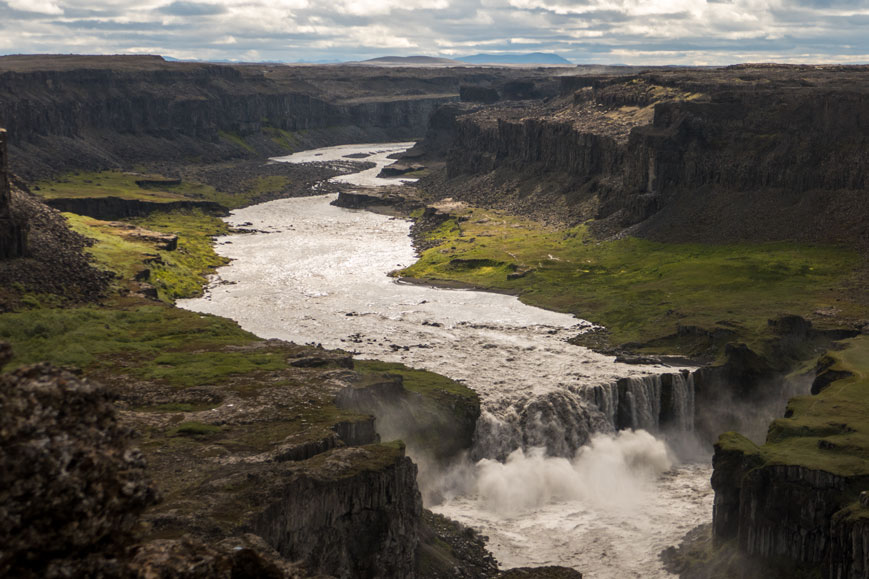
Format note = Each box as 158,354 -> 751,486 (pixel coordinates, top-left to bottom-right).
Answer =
0,362 -> 158,577
709,336 -> 869,579
0,129 -> 28,258
447,116 -> 622,181
247,443 -> 422,579
43,195 -> 225,220
711,433 -> 869,578
0,178 -> 113,309
336,371 -> 480,463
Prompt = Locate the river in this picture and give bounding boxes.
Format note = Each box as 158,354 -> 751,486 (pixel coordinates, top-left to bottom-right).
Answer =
178,143 -> 713,578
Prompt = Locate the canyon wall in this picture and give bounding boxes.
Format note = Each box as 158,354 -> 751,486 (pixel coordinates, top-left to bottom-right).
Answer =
711,434 -> 869,578
709,336 -> 869,579
439,65 -> 869,245
0,55 -> 570,179
248,444 -> 421,579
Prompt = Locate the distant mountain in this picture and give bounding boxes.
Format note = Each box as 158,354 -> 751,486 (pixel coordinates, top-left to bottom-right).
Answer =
456,52 -> 573,65
359,56 -> 462,66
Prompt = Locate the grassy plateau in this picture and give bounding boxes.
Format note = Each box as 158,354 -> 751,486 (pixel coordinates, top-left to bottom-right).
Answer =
400,206 -> 865,357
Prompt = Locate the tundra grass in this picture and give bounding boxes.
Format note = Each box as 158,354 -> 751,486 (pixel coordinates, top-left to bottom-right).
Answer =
0,304 -> 275,385
36,170 -> 280,210
400,207 -> 864,353
132,209 -> 229,301
719,337 -> 869,477
218,130 -> 256,154
761,336 -> 869,476
64,209 -> 229,302
263,126 -> 301,150
354,359 -> 477,402
36,170 -> 218,203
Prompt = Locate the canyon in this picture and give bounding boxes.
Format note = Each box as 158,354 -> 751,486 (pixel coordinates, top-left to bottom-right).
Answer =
1,56 -> 868,578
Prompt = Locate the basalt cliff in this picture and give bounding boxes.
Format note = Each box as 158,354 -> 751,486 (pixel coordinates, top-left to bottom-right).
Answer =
0,54 -> 566,180
423,65 -> 869,247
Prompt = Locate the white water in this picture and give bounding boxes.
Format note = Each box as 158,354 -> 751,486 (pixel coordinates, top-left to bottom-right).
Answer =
179,143 -> 713,578
270,142 -> 419,187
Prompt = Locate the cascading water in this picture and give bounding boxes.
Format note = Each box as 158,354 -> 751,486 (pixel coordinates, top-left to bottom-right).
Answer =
178,143 -> 713,578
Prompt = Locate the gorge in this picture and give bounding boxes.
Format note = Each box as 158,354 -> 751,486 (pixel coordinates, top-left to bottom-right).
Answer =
1,56 -> 868,579
177,146 -> 713,577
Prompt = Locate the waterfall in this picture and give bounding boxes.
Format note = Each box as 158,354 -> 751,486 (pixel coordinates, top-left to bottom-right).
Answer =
472,370 -> 696,459
587,371 -> 695,433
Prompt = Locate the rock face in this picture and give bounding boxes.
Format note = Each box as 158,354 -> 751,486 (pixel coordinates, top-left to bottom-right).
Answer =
0,170 -> 112,308
435,65 -> 869,246
0,55 -> 571,179
335,371 -> 480,462
248,444 -> 422,579
0,129 -> 28,258
710,434 -> 869,578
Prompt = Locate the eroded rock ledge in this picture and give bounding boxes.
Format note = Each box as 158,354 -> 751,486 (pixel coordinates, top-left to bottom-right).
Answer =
707,337 -> 869,578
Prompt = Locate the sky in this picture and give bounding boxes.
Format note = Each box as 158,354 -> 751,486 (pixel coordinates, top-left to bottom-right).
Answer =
1,0 -> 867,65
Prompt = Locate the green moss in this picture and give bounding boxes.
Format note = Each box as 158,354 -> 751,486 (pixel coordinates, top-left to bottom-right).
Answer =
141,350 -> 286,387
401,209 -> 864,352
35,171 -> 191,202
263,126 -> 300,150
36,169 -> 284,211
218,130 -> 256,154
301,441 -> 406,481
717,431 -> 761,455
747,337 -> 869,476
248,175 -> 290,196
133,210 -> 230,301
65,209 -> 229,302
0,305 -> 261,378
353,360 -> 476,402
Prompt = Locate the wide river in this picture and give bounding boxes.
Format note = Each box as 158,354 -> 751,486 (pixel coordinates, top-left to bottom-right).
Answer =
179,143 -> 713,578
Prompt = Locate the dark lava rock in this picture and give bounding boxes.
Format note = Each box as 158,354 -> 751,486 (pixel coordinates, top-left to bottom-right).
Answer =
498,567 -> 583,578
0,363 -> 158,577
289,354 -> 353,368
129,534 -> 305,578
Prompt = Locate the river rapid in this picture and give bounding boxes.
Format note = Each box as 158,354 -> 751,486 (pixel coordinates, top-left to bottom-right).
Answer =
178,143 -> 713,578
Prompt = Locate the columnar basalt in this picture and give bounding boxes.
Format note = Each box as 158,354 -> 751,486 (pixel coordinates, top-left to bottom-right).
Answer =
437,65 -> 869,245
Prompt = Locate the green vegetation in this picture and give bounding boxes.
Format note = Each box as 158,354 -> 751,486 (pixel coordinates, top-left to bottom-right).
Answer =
354,359 -> 477,402
716,337 -> 869,477
246,175 -> 290,197
218,130 -> 255,154
133,210 -> 229,301
757,337 -> 869,476
301,441 -> 407,480
263,126 -> 301,150
400,208 -> 864,353
35,169 -> 289,210
36,170 -> 218,203
0,305 -> 270,384
65,209 -> 229,302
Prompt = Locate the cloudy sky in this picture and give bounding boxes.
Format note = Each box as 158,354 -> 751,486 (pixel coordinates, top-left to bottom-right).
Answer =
1,0 -> 867,65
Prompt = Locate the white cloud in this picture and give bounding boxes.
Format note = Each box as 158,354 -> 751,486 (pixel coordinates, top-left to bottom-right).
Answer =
7,0 -> 63,14
0,0 -> 866,64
